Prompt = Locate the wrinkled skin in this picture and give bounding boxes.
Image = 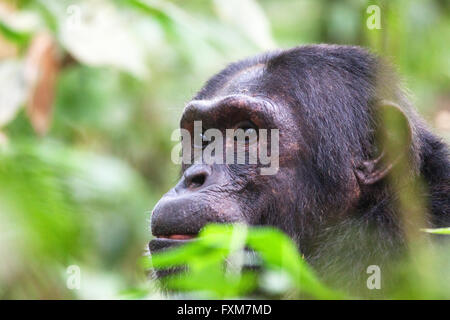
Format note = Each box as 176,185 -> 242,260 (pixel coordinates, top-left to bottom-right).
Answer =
151,93 -> 304,241
149,45 -> 450,291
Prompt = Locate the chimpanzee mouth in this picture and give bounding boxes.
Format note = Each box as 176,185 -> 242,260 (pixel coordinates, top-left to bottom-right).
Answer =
148,234 -> 197,254
156,234 -> 197,240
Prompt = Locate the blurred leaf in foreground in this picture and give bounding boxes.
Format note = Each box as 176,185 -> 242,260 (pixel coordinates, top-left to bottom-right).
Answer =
149,224 -> 344,299
422,228 -> 450,235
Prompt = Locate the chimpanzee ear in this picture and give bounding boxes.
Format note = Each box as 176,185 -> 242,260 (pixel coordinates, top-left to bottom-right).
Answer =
355,100 -> 412,185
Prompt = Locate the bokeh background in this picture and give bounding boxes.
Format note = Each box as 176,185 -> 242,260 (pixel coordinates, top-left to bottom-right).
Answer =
0,0 -> 448,298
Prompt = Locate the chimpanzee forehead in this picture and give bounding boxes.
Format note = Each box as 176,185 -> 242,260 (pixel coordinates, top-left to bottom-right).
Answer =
208,63 -> 268,98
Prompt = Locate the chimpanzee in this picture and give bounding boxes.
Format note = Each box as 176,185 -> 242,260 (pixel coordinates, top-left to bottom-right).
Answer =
149,44 -> 449,293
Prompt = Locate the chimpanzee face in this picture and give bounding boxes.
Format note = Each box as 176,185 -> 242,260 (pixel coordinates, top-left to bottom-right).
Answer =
149,63 -> 311,253
149,45 -> 407,255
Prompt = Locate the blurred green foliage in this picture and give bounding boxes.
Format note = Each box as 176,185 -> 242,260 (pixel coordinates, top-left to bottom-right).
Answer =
148,224 -> 344,299
0,0 -> 448,299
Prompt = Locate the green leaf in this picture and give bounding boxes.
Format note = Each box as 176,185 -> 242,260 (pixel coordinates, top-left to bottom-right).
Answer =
421,228 -> 450,235
0,20 -> 31,46
149,223 -> 346,299
246,227 -> 345,299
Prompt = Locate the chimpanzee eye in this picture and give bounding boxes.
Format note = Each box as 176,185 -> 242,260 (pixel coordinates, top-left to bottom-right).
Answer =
193,132 -> 208,149
235,121 -> 258,144
244,127 -> 257,136
236,120 -> 255,130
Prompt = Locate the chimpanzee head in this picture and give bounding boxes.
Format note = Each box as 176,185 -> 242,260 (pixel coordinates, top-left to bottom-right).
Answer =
149,45 -> 449,263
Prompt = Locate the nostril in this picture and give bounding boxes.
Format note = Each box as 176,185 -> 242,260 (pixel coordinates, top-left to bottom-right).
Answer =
184,165 -> 211,189
188,173 -> 206,188
186,172 -> 206,189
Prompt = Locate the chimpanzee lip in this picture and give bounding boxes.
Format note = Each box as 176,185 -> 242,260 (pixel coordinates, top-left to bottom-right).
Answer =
156,234 -> 197,240
148,235 -> 197,254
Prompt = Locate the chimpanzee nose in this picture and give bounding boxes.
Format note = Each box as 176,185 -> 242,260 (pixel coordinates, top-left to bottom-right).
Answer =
183,165 -> 211,189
